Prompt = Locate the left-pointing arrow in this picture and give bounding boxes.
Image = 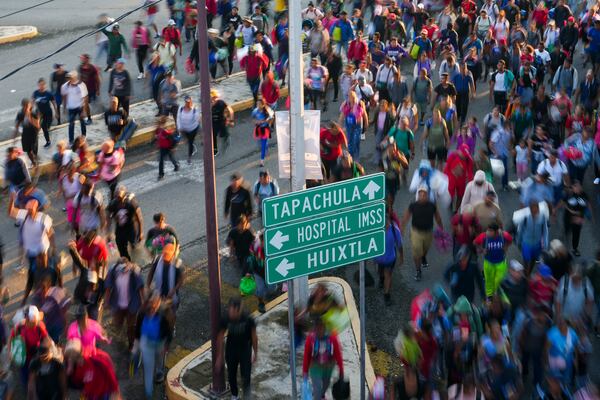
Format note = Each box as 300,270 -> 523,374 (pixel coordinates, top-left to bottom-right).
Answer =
269,230 -> 290,250
275,258 -> 295,277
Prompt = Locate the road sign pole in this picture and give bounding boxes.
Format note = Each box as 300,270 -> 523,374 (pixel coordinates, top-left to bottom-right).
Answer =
287,0 -> 309,310
359,261 -> 366,400
287,280 -> 298,399
197,1 -> 224,394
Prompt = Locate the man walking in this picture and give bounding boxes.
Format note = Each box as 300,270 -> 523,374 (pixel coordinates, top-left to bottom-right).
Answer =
61,71 -> 88,145
108,58 -> 132,115
489,60 -> 514,111
453,61 -> 475,124
401,186 -> 444,281
240,45 -> 268,106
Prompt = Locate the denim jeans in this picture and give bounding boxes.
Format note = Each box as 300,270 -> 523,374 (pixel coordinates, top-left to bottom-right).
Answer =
259,138 -> 268,160
247,77 -> 261,104
159,148 -> 179,176
140,337 -> 165,399
68,107 -> 86,143
346,123 -> 362,159
498,154 -> 508,187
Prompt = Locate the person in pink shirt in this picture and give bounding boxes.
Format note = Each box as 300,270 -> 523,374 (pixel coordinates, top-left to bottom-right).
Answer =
97,139 -> 125,200
321,9 -> 338,31
67,305 -> 110,357
131,21 -> 151,80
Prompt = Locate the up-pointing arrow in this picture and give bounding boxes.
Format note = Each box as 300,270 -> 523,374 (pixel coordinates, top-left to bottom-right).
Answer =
362,180 -> 381,200
275,258 -> 295,277
269,230 -> 290,250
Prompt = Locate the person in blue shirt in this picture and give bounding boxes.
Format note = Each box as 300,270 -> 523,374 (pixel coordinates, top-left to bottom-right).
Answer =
453,62 -> 475,124
374,207 -> 403,306
587,19 -> 600,74
329,11 -> 355,57
520,172 -> 554,209
516,201 -> 549,275
412,29 -> 432,58
462,31 -> 483,55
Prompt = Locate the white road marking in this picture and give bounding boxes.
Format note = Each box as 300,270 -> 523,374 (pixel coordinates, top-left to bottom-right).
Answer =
98,160 -> 205,199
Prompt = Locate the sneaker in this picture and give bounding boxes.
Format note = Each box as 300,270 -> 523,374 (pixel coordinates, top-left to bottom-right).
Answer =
595,178 -> 600,185
573,249 -> 581,257
191,144 -> 197,156
174,164 -> 180,172
361,133 -> 366,140
44,141 -> 51,148
258,302 -> 266,313
137,72 -> 144,80
62,207 -> 67,212
158,174 -> 164,181
421,262 -> 429,269
414,270 -> 422,281
85,118 -> 92,125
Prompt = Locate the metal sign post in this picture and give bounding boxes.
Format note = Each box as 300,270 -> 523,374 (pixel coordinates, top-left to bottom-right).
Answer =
359,261 -> 366,400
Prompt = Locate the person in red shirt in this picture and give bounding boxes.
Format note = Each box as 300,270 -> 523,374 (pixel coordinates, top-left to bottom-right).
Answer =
528,264 -> 557,310
260,71 -> 280,109
69,230 -> 108,280
302,318 -> 344,399
240,46 -> 269,106
65,339 -> 120,400
451,206 -> 481,256
154,116 -> 180,179
461,0 -> 478,23
444,144 -> 475,212
162,20 -> 182,56
320,122 -> 348,181
348,34 -> 368,69
10,306 -> 49,385
416,319 -> 438,380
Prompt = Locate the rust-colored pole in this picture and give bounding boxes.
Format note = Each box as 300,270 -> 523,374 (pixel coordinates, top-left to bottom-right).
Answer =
196,0 -> 225,393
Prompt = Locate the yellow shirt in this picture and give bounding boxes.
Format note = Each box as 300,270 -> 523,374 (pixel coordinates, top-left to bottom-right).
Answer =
274,0 -> 287,12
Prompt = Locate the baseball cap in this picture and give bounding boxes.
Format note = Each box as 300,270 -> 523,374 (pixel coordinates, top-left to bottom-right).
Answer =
168,19 -> 176,26
116,57 -> 126,64
183,94 -> 192,101
53,63 -> 64,69
231,172 -> 242,180
538,264 -> 552,278
509,260 -> 524,272
417,184 -> 429,193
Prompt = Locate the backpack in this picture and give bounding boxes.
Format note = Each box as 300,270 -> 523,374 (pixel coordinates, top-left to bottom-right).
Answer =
556,66 -> 575,87
254,181 -> 276,197
562,275 -> 589,305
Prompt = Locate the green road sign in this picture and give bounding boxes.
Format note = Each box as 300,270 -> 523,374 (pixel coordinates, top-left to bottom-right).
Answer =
262,173 -> 385,227
266,230 -> 386,284
264,202 -> 386,256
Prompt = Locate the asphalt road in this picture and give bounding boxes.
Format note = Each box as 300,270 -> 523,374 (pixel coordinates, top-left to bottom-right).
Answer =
2,0 -> 600,397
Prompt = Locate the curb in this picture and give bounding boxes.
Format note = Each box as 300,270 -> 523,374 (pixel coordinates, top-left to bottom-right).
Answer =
165,277 -> 376,400
0,26 -> 38,44
1,84 -> 289,185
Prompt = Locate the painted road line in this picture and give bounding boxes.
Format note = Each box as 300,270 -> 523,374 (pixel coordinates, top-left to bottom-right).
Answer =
264,202 -> 386,256
265,230 -> 386,284
262,173 -> 385,228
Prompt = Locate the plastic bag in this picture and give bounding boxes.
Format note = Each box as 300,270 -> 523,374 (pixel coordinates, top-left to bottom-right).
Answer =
491,158 -> 505,178
322,307 -> 351,334
239,276 -> 257,296
433,228 -> 452,253
302,378 -> 313,400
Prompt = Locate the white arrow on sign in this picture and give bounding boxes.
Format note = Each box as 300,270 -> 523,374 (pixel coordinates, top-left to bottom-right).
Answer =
269,230 -> 290,250
362,180 -> 381,200
275,258 -> 295,277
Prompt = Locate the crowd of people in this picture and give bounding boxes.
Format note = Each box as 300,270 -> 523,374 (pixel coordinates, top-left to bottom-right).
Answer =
4,0 -> 600,398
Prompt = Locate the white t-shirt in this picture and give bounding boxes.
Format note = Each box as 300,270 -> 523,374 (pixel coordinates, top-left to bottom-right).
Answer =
61,82 -> 88,110
352,69 -> 373,83
493,72 -> 506,92
534,49 -> 551,65
16,210 -> 53,256
115,270 -> 131,309
61,174 -> 82,199
537,158 -> 567,186
354,84 -> 374,101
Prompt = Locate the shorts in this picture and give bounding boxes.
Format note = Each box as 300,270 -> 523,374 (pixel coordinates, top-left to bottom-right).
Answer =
22,135 -> 38,154
147,12 -> 157,25
521,242 -> 542,263
377,260 -> 396,270
427,146 -> 447,162
410,228 -> 433,260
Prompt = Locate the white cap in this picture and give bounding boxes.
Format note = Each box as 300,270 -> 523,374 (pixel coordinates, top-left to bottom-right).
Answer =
417,3 -> 425,8
27,305 -> 40,321
168,19 -> 176,26
509,260 -> 524,272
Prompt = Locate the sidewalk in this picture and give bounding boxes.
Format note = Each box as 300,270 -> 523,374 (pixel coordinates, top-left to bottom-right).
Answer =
0,69 -> 290,184
166,277 -> 375,399
0,26 -> 38,44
